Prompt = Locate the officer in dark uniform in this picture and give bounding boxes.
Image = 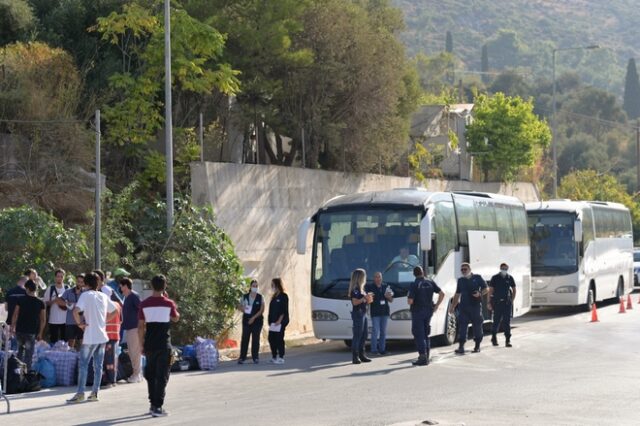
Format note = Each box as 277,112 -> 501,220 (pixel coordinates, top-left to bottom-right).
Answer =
489,262 -> 516,347
408,266 -> 445,366
449,262 -> 488,354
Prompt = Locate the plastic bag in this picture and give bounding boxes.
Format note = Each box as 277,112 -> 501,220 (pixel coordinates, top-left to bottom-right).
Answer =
33,357 -> 56,388
194,337 -> 218,371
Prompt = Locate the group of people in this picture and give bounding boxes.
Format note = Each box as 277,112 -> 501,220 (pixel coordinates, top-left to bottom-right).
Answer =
2,268 -> 180,417
348,261 -> 516,366
236,278 -> 289,365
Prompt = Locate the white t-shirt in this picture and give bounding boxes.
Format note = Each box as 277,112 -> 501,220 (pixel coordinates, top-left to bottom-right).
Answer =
75,290 -> 116,345
101,285 -> 113,298
44,284 -> 68,325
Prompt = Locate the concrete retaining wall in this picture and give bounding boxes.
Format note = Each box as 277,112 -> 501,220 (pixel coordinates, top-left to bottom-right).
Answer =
191,162 -> 539,341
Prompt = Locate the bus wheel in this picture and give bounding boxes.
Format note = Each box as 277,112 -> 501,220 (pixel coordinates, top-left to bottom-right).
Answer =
343,339 -> 352,348
615,278 -> 624,299
584,285 -> 595,312
435,308 -> 457,346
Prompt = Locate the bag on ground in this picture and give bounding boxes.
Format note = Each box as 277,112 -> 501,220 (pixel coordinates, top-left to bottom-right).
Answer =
33,357 -> 56,388
117,351 -> 133,381
194,337 -> 218,371
5,353 -> 27,394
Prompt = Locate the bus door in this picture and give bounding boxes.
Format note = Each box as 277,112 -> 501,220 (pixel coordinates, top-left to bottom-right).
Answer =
468,230 -> 501,319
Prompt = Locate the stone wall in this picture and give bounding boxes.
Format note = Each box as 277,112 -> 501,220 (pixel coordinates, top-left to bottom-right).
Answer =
191,162 -> 540,341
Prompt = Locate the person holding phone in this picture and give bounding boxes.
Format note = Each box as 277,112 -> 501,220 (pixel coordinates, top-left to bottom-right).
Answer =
449,263 -> 488,354
237,280 -> 264,364
348,268 -> 372,364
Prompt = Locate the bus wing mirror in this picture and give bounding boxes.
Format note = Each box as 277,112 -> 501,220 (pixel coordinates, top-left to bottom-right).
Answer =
420,213 -> 433,251
574,220 -> 583,242
297,217 -> 312,255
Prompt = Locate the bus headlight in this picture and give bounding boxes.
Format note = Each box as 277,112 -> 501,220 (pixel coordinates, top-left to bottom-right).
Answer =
555,286 -> 578,293
312,310 -> 339,321
390,309 -> 412,320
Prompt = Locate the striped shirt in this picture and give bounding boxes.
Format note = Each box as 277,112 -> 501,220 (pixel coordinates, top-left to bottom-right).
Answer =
138,295 -> 179,351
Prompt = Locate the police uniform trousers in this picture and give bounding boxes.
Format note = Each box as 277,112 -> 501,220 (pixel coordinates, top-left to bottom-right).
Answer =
351,311 -> 368,355
411,309 -> 432,355
491,300 -> 512,337
457,306 -> 484,343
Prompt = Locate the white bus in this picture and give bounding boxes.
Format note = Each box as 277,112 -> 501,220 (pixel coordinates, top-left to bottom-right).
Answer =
297,188 -> 532,345
526,200 -> 633,309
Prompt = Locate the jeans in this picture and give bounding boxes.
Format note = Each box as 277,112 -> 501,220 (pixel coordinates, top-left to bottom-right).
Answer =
145,348 -> 171,408
77,343 -> 106,395
125,329 -> 142,379
16,332 -> 36,370
370,315 -> 389,353
351,311 -> 368,355
268,328 -> 286,358
103,339 -> 119,384
240,319 -> 263,361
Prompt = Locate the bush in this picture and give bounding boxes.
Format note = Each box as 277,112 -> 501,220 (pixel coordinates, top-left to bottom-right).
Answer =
102,184 -> 246,343
0,206 -> 89,292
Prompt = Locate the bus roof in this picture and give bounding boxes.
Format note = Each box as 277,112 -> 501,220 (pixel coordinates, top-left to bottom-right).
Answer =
316,188 -> 523,214
525,200 -> 629,213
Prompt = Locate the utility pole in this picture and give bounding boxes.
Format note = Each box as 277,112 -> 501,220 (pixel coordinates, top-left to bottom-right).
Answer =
95,110 -> 101,270
199,112 -> 204,162
164,0 -> 174,232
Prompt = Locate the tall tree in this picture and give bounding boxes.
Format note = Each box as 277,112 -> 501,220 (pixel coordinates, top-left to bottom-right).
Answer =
466,93 -> 551,182
481,44 -> 489,84
445,30 -> 453,53
623,58 -> 640,120
0,0 -> 34,45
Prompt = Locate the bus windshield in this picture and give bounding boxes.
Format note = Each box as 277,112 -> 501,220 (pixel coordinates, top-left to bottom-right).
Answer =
312,208 -> 424,299
528,212 -> 578,276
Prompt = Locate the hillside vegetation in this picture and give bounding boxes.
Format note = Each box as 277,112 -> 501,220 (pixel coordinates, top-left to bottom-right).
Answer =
394,0 -> 640,94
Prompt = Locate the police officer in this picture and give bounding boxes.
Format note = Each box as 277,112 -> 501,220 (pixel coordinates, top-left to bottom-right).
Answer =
408,266 -> 445,366
449,262 -> 488,354
489,262 -> 516,347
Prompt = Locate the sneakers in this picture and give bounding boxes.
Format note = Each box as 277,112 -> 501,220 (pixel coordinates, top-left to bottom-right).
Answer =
237,358 -> 245,364
151,407 -> 169,417
127,375 -> 142,383
66,393 -> 85,404
269,357 -> 277,363
253,358 -> 259,364
275,357 -> 285,364
101,383 -> 116,389
149,405 -> 155,415
87,392 -> 99,402
454,345 -> 465,355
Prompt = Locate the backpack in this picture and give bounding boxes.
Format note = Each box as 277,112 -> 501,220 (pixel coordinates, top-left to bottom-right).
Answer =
6,353 -> 27,394
117,351 -> 133,381
33,357 -> 56,388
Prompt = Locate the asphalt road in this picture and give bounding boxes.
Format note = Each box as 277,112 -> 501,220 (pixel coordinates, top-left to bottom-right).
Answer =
3,296 -> 640,425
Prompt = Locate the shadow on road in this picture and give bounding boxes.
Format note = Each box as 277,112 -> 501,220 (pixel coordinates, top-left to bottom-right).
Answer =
74,414 -> 153,425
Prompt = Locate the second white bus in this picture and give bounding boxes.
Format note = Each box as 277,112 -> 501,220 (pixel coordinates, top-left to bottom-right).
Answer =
526,200 -> 633,309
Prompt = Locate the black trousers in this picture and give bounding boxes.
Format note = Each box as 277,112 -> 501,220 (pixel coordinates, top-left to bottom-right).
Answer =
268,328 -> 286,358
49,323 -> 66,344
240,319 -> 263,361
491,301 -> 512,338
144,348 -> 171,408
457,307 -> 484,344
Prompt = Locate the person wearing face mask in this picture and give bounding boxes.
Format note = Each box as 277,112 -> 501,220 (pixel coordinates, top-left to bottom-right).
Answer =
489,263 -> 516,347
268,278 -> 289,364
237,280 -> 264,364
449,262 -> 488,354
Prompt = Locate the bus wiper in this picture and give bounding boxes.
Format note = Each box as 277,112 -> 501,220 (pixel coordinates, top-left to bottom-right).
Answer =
320,278 -> 351,295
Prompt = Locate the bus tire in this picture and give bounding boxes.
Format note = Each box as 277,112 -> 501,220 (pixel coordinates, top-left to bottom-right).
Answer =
343,339 -> 352,348
615,277 -> 624,299
435,306 -> 457,346
584,284 -> 595,312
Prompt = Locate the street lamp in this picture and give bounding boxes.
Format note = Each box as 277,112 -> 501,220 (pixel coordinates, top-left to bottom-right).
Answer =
164,0 -> 174,232
552,44 -> 600,198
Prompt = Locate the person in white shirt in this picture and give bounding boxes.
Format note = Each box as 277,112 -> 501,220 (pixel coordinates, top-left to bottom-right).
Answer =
44,269 -> 69,343
390,247 -> 420,269
66,272 -> 117,404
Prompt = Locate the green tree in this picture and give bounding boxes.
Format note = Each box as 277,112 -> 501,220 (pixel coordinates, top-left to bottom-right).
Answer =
445,30 -> 453,53
102,184 -> 246,342
0,206 -> 89,291
486,29 -> 523,70
489,70 -> 531,98
466,92 -> 551,182
623,58 -> 640,120
558,170 -> 640,241
0,0 -> 34,45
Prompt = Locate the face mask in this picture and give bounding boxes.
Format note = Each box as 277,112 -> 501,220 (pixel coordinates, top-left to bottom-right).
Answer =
463,272 -> 471,278
251,287 -> 258,293
500,269 -> 508,276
